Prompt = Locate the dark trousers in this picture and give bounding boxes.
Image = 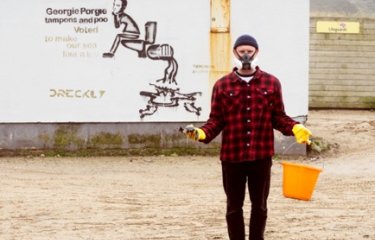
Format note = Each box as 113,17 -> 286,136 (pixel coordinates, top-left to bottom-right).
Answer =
221,158 -> 272,240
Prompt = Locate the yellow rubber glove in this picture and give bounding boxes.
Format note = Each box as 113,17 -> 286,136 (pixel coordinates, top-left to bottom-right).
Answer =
182,124 -> 206,141
292,124 -> 312,145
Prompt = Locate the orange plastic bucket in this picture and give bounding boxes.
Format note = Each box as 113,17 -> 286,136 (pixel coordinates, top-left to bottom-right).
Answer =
281,161 -> 322,201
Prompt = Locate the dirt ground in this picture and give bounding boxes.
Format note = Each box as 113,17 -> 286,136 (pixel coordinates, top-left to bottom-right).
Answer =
1,110 -> 374,240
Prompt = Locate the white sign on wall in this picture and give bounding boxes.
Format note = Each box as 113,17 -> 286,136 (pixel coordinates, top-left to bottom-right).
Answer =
1,0 -> 309,123
0,0 -> 210,122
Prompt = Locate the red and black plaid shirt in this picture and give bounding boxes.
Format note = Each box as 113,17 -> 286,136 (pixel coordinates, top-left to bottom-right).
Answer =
200,67 -> 297,162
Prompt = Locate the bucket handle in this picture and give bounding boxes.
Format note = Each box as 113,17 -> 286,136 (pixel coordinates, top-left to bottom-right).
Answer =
281,139 -> 324,170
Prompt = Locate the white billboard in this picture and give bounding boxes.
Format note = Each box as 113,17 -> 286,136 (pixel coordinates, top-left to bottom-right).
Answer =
0,0 -> 309,123
0,0 -> 210,122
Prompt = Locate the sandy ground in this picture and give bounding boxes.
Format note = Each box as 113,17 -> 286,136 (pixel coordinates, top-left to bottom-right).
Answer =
0,110 -> 374,240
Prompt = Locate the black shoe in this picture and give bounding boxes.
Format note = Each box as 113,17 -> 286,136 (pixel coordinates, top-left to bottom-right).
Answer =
102,52 -> 114,58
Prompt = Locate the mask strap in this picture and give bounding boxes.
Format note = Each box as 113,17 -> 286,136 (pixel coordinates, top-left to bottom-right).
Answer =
234,49 -> 241,59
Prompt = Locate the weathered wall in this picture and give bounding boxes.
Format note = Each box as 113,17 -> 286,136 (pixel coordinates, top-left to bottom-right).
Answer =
0,0 -> 309,156
0,121 -> 305,156
309,17 -> 375,109
309,0 -> 375,109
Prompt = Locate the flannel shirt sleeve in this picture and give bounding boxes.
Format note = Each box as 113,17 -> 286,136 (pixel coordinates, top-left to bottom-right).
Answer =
271,79 -> 298,136
200,82 -> 225,143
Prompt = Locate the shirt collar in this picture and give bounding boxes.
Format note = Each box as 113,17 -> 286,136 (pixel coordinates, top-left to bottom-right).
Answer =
230,66 -> 261,83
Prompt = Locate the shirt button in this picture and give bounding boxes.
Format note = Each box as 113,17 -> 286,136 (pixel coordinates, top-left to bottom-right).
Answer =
247,95 -> 251,99
247,131 -> 251,135
246,143 -> 250,147
247,107 -> 250,111
247,119 -> 251,123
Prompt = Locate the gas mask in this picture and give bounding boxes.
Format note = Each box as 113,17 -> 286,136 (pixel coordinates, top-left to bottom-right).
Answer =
233,53 -> 258,70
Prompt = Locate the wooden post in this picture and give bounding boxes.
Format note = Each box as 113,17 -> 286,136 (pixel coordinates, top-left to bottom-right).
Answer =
210,0 -> 231,92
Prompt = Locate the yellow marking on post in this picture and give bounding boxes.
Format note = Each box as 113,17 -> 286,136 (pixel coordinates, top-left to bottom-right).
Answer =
209,0 -> 231,93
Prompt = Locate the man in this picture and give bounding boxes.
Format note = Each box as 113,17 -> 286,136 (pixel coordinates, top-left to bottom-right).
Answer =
103,0 -> 140,58
183,34 -> 311,240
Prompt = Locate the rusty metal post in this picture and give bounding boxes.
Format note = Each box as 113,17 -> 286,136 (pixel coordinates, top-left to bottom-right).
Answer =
210,0 -> 231,91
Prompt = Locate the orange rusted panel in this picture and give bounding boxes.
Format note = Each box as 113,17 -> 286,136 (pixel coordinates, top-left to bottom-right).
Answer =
210,0 -> 230,33
209,0 -> 231,90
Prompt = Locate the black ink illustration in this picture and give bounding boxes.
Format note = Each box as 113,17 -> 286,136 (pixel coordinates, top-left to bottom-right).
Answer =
103,0 -> 202,119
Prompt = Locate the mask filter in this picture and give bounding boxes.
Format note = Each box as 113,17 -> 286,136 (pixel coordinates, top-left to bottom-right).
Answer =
233,53 -> 258,70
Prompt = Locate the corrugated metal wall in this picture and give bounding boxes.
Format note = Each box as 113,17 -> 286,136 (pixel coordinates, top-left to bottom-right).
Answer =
309,17 -> 375,109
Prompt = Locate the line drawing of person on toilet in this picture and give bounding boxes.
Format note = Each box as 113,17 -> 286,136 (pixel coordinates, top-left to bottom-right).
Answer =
102,0 -> 140,58
102,0 -> 202,119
